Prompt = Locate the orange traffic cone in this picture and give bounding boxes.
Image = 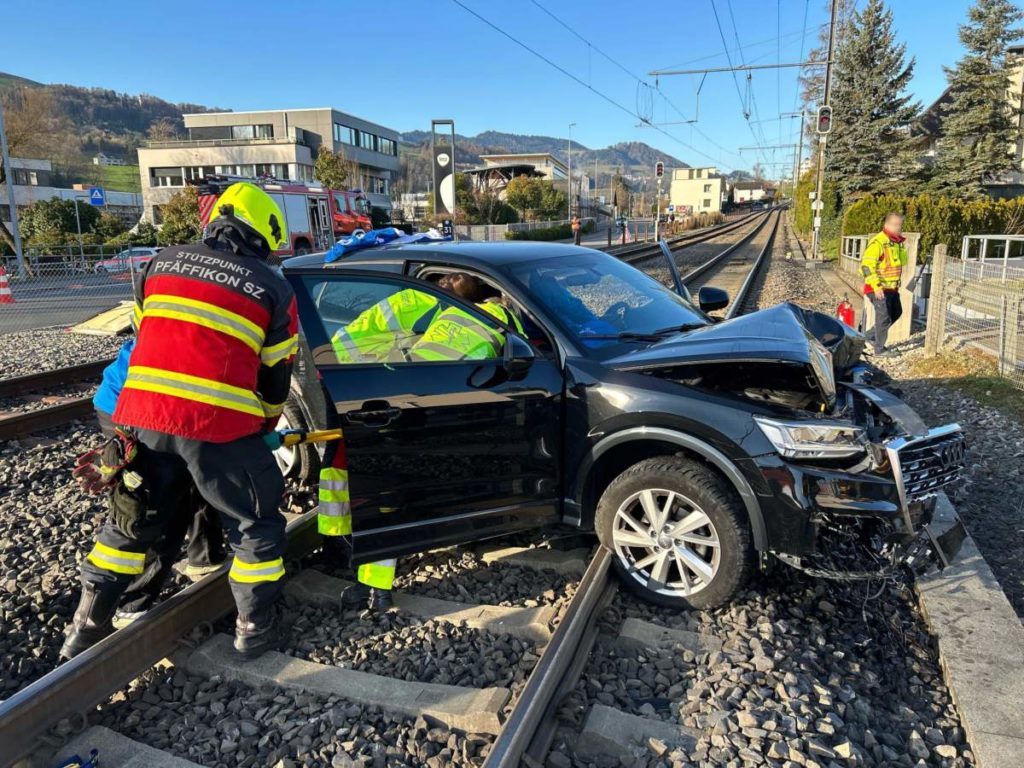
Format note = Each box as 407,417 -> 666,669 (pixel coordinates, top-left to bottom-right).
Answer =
0,266 -> 14,304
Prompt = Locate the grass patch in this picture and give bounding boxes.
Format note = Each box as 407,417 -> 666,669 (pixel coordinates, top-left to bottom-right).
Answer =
907,349 -> 1024,423
91,165 -> 141,193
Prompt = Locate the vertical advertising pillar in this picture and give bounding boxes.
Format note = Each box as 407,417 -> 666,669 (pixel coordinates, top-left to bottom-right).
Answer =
431,120 -> 456,220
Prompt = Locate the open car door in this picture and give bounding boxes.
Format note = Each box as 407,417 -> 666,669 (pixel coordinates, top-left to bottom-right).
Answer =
286,267 -> 564,564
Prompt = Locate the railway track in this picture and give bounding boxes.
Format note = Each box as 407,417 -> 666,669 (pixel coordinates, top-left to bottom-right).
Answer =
0,360 -> 111,440
0,213 -> 787,767
607,209 -> 768,266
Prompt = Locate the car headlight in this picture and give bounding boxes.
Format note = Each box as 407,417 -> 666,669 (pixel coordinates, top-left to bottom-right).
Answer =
754,416 -> 866,459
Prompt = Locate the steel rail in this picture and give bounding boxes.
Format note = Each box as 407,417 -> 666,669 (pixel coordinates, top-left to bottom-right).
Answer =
0,359 -> 113,399
678,207 -> 775,287
724,210 -> 782,320
483,548 -> 613,768
0,511 -> 321,768
608,209 -> 768,264
0,396 -> 95,440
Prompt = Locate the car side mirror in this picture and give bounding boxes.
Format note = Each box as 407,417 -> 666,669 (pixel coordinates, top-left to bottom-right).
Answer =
503,334 -> 535,380
698,286 -> 729,312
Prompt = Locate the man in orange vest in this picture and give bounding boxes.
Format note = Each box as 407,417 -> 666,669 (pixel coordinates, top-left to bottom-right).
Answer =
571,215 -> 582,245
860,212 -> 908,357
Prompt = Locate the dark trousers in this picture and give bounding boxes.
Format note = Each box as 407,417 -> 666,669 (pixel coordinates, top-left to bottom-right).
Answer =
81,429 -> 286,621
95,412 -> 225,612
573,229 -> 582,245
867,291 -> 903,354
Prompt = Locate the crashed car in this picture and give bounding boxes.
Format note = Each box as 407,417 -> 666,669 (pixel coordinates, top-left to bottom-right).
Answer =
280,241 -> 966,608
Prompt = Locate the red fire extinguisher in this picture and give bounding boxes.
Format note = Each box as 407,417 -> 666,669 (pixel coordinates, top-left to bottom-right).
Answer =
836,297 -> 855,327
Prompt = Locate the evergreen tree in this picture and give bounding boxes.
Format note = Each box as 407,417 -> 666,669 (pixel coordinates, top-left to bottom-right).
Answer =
931,0 -> 1023,198
826,0 -> 920,197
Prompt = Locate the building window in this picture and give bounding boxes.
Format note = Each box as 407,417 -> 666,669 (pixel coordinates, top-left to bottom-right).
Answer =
378,137 -> 396,156
703,184 -> 711,193
12,169 -> 39,186
255,163 -> 289,179
365,176 -> 389,195
703,199 -> 711,208
333,123 -> 356,145
551,166 -> 566,180
230,124 -> 273,140
359,131 -> 375,151
151,167 -> 184,187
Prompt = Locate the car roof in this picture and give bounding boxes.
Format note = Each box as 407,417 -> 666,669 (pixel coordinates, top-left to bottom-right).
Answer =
282,241 -> 593,272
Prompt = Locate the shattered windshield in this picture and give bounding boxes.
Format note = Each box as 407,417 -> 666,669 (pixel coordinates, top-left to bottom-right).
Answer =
510,251 -> 709,359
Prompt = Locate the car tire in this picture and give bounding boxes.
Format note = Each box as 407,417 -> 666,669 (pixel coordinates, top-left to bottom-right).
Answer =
274,397 -> 319,483
595,456 -> 753,609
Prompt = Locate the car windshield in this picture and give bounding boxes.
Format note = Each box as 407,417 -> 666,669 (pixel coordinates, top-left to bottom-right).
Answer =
510,251 -> 709,359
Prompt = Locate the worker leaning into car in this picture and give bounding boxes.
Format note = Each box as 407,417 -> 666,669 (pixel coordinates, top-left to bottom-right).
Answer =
62,182 -> 298,660
320,272 -> 522,615
89,338 -> 226,629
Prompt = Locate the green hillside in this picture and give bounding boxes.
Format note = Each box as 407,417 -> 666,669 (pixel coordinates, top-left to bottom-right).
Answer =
0,71 -> 43,90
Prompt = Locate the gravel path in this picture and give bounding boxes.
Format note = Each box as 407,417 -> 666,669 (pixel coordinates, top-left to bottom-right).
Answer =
282,596 -> 539,713
97,666 -> 494,767
756,251 -> 1024,621
393,549 -> 578,608
0,423 -> 107,693
0,330 -> 124,379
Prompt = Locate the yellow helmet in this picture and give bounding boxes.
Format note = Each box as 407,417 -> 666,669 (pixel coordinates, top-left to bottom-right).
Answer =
208,182 -> 287,251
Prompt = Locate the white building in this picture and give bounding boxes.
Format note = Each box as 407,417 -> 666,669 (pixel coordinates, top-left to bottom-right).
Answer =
669,167 -> 726,215
1,158 -> 143,232
136,107 -> 401,223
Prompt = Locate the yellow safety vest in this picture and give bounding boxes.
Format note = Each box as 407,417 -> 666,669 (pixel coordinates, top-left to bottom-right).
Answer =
860,231 -> 907,292
331,289 -> 439,362
410,302 -> 524,361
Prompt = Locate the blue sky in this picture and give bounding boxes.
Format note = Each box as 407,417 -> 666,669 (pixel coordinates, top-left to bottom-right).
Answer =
1,0 -> 1001,175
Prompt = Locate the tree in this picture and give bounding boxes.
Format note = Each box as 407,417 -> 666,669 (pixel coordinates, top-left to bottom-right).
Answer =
18,197 -> 100,246
0,88 -> 74,251
930,0 -> 1024,198
157,187 -> 202,245
472,189 -> 518,225
505,175 -> 544,220
751,163 -> 766,181
826,0 -> 920,197
314,145 -> 349,189
94,211 -> 128,241
146,117 -> 179,142
537,183 -> 568,220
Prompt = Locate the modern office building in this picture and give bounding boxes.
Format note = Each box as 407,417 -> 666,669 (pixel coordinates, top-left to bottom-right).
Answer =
136,108 -> 401,222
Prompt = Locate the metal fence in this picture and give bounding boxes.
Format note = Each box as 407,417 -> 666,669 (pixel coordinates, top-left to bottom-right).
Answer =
0,245 -> 143,335
453,217 -> 600,242
925,237 -> 1024,390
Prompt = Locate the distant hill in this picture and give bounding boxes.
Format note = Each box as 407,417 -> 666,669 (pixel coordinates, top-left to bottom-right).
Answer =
0,72 -> 43,89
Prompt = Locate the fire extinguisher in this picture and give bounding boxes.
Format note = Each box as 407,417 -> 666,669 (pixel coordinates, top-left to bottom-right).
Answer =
836,297 -> 855,327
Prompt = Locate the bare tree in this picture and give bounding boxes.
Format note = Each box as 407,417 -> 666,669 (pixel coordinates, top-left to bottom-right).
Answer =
146,117 -> 179,142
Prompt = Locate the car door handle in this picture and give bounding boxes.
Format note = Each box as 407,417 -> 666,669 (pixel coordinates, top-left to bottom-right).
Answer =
347,403 -> 401,427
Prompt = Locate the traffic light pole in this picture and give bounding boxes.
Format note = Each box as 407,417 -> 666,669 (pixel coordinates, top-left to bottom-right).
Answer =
812,0 -> 839,260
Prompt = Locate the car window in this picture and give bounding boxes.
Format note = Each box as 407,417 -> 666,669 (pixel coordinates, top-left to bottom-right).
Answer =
300,275 -> 515,367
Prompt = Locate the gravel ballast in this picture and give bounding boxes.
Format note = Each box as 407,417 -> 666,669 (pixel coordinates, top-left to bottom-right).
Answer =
0,330 -> 124,379
96,667 -> 494,767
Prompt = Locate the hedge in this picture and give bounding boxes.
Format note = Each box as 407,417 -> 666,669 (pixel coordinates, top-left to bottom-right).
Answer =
504,220 -> 594,242
843,194 -> 1024,259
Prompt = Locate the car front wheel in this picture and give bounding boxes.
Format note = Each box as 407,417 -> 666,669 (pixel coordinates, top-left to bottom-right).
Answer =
595,456 -> 754,609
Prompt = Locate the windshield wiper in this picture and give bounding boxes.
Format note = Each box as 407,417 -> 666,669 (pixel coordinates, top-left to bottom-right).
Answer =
579,332 -> 664,342
650,323 -> 706,336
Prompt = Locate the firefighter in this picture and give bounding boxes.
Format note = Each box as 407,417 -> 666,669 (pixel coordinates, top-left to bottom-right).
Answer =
62,182 -> 298,659
331,288 -> 439,362
323,272 -> 522,615
860,212 -> 908,357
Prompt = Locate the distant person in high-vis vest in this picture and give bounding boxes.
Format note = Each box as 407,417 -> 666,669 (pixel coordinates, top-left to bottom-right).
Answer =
860,212 -> 908,357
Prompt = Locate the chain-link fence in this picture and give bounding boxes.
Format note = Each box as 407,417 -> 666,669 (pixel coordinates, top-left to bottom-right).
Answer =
925,236 -> 1024,390
0,245 -> 146,335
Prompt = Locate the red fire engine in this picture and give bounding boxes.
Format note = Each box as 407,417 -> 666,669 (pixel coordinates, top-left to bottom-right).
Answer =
194,175 -> 372,257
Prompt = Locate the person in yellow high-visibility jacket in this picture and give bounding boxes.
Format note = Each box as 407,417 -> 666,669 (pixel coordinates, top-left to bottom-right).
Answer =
326,272 -> 524,615
860,212 -> 908,357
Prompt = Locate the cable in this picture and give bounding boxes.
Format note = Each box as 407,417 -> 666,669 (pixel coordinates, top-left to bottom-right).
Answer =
451,0 -> 734,170
710,0 -> 748,118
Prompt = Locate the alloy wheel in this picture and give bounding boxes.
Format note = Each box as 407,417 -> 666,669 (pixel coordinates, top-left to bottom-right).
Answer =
611,488 -> 721,597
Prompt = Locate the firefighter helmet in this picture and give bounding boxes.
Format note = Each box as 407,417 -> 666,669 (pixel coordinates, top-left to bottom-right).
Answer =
208,182 -> 287,251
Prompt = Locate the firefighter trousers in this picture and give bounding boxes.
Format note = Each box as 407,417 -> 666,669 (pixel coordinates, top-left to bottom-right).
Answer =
81,430 -> 285,622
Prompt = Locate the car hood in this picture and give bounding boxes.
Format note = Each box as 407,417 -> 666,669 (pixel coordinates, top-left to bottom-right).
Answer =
605,303 -> 865,409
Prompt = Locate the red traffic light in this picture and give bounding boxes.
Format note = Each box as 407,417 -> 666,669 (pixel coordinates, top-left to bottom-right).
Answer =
816,106 -> 833,135
655,161 -> 664,178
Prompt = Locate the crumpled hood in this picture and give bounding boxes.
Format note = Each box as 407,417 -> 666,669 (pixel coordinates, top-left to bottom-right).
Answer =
606,303 -> 865,408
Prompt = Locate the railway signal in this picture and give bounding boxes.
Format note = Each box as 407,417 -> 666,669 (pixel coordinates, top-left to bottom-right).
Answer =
816,105 -> 833,136
655,161 -> 664,178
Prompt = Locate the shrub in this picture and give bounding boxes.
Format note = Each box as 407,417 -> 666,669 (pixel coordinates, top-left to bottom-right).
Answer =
505,223 -> 573,241
842,194 -> 1024,259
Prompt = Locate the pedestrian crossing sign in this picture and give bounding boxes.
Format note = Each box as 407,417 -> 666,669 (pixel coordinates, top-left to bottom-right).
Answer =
88,187 -> 106,206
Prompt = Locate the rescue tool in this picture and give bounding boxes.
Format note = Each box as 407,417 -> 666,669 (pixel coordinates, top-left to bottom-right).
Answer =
262,427 -> 345,450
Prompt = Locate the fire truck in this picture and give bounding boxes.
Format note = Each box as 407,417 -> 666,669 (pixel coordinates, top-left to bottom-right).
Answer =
194,175 -> 372,257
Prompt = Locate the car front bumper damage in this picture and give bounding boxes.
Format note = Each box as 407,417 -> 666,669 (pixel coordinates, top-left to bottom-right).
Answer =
749,424 -> 968,580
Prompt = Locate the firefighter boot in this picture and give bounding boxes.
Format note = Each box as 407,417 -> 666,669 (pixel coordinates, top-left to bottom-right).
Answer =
360,588 -> 394,619
60,584 -> 119,660
340,581 -> 371,609
233,613 -> 282,658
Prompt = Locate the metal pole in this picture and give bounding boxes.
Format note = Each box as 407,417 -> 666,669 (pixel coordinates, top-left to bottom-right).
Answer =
567,122 -> 575,220
73,197 -> 84,260
655,177 -> 662,242
794,109 -> 805,197
0,99 -> 25,278
812,0 -> 839,260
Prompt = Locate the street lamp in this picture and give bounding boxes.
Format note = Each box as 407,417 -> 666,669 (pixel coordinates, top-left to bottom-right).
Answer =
567,122 -> 576,220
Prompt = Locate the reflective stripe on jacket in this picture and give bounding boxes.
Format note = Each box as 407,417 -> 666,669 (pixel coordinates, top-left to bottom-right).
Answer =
113,242 -> 298,442
318,440 -> 352,537
410,302 -> 524,361
331,289 -> 439,362
860,231 -> 907,293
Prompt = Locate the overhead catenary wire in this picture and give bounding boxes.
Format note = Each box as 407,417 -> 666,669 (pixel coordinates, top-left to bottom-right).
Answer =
450,0 -> 735,171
